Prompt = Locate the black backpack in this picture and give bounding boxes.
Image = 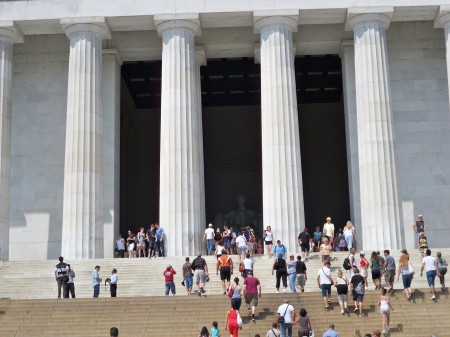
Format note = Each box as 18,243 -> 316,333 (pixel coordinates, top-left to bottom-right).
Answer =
343,257 -> 352,270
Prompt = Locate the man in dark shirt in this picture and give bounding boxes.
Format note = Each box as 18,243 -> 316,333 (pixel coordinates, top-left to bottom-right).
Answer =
146,224 -> 157,258
191,252 -> 209,296
54,256 -> 69,298
295,256 -> 307,292
298,228 -> 311,261
182,257 -> 193,295
350,268 -> 365,317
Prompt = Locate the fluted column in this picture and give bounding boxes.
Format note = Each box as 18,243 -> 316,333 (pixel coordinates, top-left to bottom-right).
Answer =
435,6 -> 450,108
195,46 -> 206,252
254,12 -> 305,253
347,9 -> 403,250
60,18 -> 110,259
0,22 -> 23,261
339,40 -> 362,248
155,15 -> 202,256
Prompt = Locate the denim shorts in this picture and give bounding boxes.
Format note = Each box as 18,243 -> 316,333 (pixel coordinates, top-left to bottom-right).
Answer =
185,275 -> 193,289
402,274 -> 412,289
321,284 -> 331,297
426,270 -> 437,286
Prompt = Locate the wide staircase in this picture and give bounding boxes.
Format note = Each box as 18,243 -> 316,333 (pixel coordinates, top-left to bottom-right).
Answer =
0,249 -> 448,337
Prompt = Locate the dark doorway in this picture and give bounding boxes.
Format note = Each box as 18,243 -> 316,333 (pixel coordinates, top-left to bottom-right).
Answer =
295,55 -> 350,233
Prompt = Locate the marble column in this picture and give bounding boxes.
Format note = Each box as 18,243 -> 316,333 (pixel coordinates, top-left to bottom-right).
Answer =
60,18 -> 111,259
435,6 -> 450,108
0,22 -> 23,261
254,12 -> 305,253
195,46 -> 206,252
347,9 -> 404,250
155,15 -> 202,256
339,40 -> 362,248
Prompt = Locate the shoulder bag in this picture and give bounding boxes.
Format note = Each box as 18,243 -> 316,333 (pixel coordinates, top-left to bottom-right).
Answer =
278,304 -> 289,323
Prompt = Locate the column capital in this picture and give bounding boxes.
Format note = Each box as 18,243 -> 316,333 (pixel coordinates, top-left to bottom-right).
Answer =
434,5 -> 450,29
195,45 -> 206,66
346,7 -> 394,31
0,21 -> 24,44
339,40 -> 354,58
154,13 -> 201,37
253,10 -> 299,33
103,49 -> 123,66
60,17 -> 111,40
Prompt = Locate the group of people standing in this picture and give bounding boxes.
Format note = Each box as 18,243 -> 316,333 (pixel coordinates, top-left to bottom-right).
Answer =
115,224 -> 166,258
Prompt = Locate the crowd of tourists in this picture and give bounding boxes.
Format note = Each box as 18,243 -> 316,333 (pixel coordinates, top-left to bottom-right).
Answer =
55,213 -> 446,337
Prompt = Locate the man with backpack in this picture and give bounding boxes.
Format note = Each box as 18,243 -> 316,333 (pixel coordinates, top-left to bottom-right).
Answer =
350,268 -> 365,317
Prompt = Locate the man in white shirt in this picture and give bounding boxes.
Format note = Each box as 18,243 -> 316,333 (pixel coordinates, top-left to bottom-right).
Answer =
203,224 -> 215,255
276,299 -> 295,337
235,231 -> 247,262
106,268 -> 118,297
317,261 -> 333,310
421,249 -> 440,299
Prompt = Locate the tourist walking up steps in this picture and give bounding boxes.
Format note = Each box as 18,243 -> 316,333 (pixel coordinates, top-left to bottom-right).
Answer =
192,252 -> 209,296
350,268 -> 365,317
292,308 -> 312,337
369,251 -> 382,290
243,271 -> 261,321
225,302 -> 242,337
317,261 -> 333,311
322,324 -> 339,337
266,322 -> 281,337
295,256 -> 307,292
287,254 -> 297,293
383,250 -> 396,293
334,270 -> 349,314
182,257 -> 193,295
217,249 -> 234,294
276,299 -> 295,337
397,249 -> 413,300
421,249 -> 439,300
298,227 -> 310,261
273,252 -> 288,293
229,277 -> 243,311
378,288 -> 393,334
436,252 -> 448,291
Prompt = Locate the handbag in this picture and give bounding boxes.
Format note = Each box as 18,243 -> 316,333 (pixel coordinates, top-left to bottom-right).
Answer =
278,303 -> 289,323
408,262 -> 415,276
228,286 -> 234,298
236,310 -> 243,327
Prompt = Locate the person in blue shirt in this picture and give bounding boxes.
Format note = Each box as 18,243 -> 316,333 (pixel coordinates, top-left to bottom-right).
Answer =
211,321 -> 221,337
273,240 -> 287,261
155,223 -> 165,257
92,265 -> 102,298
323,324 -> 340,337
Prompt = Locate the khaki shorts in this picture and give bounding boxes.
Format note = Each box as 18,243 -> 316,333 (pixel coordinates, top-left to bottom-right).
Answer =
384,270 -> 394,283
245,294 -> 258,306
194,269 -> 206,285
296,274 -> 306,287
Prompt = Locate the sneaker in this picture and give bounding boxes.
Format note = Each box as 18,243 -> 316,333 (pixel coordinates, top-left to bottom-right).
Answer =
382,330 -> 386,334
276,290 -> 279,293
325,306 -> 329,311
301,288 -> 305,293
223,291 -> 226,295
431,294 -> 436,299
344,307 -> 349,313
386,327 -> 390,332
200,287 -> 205,293
251,315 -> 255,321
354,308 -> 358,313
358,314 -> 362,317
340,309 -> 344,315
305,257 -> 309,261
283,288 -> 286,293
327,299 -> 331,305
198,292 -> 201,297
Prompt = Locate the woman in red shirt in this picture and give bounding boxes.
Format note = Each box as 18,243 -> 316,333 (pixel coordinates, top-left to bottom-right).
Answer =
225,303 -> 241,337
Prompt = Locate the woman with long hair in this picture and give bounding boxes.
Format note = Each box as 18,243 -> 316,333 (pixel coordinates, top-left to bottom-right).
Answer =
343,221 -> 356,250
378,288 -> 393,334
228,277 -> 243,311
225,302 -> 242,337
369,251 -> 382,290
397,249 -> 412,300
263,226 -> 274,258
199,326 -> 210,337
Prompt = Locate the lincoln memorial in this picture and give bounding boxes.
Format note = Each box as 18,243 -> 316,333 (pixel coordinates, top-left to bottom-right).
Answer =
1,0 -> 450,260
